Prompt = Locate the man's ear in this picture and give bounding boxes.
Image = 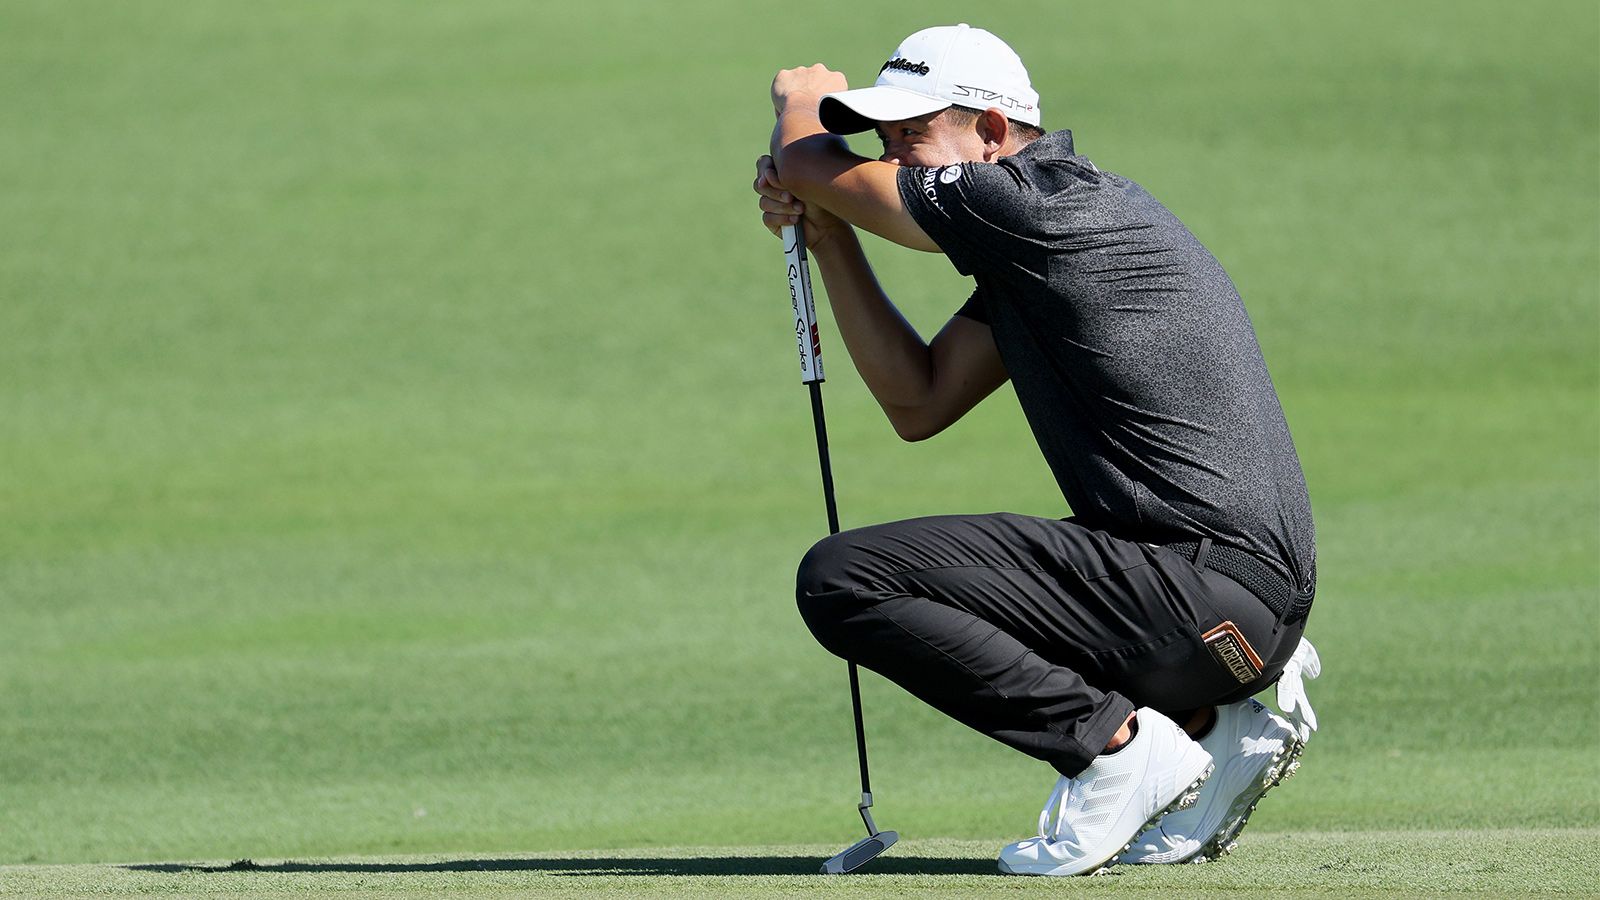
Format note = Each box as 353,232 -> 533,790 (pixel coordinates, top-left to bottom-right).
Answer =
978,107 -> 1010,161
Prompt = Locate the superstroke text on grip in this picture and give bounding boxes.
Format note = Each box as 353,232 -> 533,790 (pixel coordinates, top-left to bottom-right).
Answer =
782,224 -> 825,384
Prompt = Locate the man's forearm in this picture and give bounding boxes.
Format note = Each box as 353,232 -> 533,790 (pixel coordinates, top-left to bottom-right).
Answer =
770,93 -> 820,155
770,94 -> 854,194
809,228 -> 938,413
768,76 -> 941,252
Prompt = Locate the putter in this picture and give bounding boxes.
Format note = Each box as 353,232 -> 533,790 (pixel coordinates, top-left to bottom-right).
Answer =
781,221 -> 900,875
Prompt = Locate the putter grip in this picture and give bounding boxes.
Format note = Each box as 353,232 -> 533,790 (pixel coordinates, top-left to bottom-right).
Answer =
782,223 -> 825,385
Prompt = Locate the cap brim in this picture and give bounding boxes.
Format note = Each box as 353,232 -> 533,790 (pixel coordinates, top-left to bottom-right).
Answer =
819,86 -> 953,135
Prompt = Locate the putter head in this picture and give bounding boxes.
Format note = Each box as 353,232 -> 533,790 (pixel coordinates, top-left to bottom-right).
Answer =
820,830 -> 899,874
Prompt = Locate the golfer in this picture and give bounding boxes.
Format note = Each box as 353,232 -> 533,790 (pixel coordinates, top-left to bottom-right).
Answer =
754,25 -> 1322,875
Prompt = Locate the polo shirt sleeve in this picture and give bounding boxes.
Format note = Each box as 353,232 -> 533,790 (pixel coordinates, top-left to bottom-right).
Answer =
897,161 -> 1039,279
954,287 -> 989,324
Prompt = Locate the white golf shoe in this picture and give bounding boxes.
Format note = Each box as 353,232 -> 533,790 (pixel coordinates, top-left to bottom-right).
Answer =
997,708 -> 1213,876
1119,698 -> 1305,864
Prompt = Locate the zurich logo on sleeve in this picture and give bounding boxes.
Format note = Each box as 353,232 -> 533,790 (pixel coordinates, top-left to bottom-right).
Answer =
920,165 -> 964,211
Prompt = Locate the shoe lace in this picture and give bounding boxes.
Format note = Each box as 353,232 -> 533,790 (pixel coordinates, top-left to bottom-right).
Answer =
1038,777 -> 1072,841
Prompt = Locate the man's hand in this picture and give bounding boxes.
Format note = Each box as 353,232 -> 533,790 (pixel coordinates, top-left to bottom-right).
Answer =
753,154 -> 846,249
771,64 -> 848,117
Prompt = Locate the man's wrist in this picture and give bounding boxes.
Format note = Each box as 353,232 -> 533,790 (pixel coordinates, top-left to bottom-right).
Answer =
774,91 -> 823,119
809,222 -> 859,258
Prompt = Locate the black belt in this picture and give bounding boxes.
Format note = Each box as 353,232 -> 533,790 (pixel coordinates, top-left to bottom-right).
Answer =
1167,538 -> 1314,625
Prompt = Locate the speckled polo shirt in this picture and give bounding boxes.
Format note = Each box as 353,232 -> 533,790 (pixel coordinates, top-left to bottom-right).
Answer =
898,129 -> 1316,592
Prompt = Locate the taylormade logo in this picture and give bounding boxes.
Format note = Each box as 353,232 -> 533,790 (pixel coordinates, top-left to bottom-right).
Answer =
880,58 -> 930,76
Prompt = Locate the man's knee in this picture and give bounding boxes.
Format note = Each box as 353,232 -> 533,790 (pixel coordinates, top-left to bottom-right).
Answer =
795,531 -> 871,653
796,531 -> 860,596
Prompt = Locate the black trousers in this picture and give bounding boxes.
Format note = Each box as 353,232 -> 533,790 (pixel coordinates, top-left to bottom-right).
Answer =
796,513 -> 1305,777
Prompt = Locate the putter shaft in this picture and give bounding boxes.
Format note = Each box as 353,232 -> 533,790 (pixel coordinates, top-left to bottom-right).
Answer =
783,221 -> 894,872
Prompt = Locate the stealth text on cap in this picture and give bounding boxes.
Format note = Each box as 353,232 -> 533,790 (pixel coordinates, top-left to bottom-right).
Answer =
952,83 -> 1035,114
880,58 -> 931,76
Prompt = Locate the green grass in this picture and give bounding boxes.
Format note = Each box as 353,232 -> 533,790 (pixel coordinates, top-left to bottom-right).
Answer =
3,832 -> 1597,897
1,0 -> 1596,895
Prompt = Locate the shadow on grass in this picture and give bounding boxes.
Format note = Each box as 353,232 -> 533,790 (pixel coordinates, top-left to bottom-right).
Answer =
125,855 -> 998,877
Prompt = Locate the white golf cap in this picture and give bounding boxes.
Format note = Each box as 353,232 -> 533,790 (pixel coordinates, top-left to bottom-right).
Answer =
819,24 -> 1041,135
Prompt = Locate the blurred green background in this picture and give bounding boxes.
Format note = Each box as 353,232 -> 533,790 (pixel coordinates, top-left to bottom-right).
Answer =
1,0 -> 1595,867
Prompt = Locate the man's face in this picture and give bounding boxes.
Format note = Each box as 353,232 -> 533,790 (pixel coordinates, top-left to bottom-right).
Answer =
873,109 -> 986,168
